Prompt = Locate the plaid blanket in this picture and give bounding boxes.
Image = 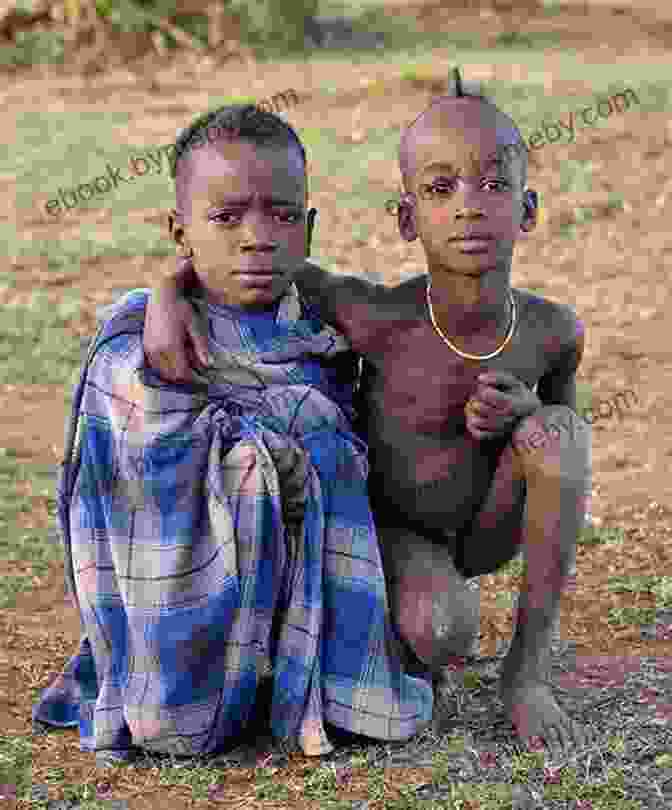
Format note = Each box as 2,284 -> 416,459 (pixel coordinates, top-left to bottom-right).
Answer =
32,285 -> 432,763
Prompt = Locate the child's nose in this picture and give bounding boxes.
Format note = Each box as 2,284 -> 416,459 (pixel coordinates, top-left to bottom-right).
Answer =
240,237 -> 278,253
453,183 -> 487,215
239,214 -> 278,248
455,204 -> 486,220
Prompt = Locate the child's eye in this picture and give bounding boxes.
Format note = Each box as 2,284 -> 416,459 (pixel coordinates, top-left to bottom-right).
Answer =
419,182 -> 455,199
482,179 -> 510,192
273,211 -> 302,225
211,211 -> 242,226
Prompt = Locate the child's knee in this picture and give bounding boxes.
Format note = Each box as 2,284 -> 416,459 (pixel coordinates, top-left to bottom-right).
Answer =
513,405 -> 591,485
397,579 -> 480,669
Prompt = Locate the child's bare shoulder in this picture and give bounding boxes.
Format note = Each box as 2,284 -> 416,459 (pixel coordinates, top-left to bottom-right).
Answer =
517,288 -> 584,349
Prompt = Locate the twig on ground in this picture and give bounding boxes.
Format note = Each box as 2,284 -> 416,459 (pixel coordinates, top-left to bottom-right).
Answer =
137,7 -> 206,51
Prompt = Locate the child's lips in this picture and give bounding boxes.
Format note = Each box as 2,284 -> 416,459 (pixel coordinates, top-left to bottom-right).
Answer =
235,269 -> 280,286
450,235 -> 494,253
452,238 -> 493,253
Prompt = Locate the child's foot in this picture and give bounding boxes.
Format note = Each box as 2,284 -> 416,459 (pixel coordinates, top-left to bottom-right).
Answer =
499,678 -> 593,759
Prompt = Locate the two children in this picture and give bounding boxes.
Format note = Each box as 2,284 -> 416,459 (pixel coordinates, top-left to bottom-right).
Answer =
33,105 -> 433,761
145,76 -> 594,758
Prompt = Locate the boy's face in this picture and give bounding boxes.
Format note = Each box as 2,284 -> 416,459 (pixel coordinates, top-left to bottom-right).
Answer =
170,139 -> 308,310
399,101 -> 536,278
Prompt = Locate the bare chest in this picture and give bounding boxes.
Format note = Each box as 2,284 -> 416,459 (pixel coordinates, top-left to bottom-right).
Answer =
362,319 -> 544,435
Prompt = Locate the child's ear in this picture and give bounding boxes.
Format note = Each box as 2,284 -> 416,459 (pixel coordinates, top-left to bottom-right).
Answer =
168,209 -> 191,255
306,207 -> 317,255
520,189 -> 539,233
398,192 -> 419,242
168,208 -> 186,251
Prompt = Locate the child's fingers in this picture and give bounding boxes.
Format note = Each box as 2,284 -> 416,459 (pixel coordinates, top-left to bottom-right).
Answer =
477,371 -> 519,390
468,418 -> 502,435
474,385 -> 512,410
468,396 -> 511,422
466,406 -> 500,429
469,399 -> 498,417
466,422 -> 500,441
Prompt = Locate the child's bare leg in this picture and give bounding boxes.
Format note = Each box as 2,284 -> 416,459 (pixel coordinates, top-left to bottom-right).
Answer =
376,525 -> 483,733
465,404 -> 592,755
376,526 -> 481,675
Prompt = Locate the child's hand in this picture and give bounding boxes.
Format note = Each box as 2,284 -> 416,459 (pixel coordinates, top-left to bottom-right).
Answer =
465,371 -> 540,442
144,281 -> 212,382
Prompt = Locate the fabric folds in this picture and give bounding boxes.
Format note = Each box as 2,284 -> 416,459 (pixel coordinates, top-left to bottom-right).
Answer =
32,285 -> 432,762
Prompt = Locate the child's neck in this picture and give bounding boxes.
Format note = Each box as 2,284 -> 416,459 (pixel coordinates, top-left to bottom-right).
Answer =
425,271 -> 513,337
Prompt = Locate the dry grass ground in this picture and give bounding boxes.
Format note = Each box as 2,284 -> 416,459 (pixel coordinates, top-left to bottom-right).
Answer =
1,1 -> 672,808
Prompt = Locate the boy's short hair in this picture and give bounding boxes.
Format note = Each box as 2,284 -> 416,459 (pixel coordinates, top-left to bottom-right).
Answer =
170,104 -> 306,178
171,104 -> 307,218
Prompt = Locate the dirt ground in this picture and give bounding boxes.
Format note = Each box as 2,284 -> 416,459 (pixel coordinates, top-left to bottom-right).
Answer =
2,0 -> 672,806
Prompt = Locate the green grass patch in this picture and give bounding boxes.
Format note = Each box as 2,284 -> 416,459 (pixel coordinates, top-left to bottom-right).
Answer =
0,525 -> 57,574
12,110 -> 132,211
558,159 -> 595,194
576,381 -> 592,414
254,772 -> 293,801
607,606 -> 658,626
0,29 -> 65,67
607,574 -> 660,595
299,124 -> 400,215
6,221 -> 175,275
538,0 -> 566,15
31,780 -> 128,810
385,783 -> 514,809
0,447 -> 62,608
495,30 -> 564,50
0,736 -> 33,803
578,525 -> 625,546
303,764 -> 342,799
652,576 -> 672,608
494,591 -> 516,610
11,107 -> 180,268
543,765 -> 644,809
499,554 -> 525,577
0,291 -> 85,385
156,763 -> 222,801
606,574 -> 672,611
510,750 -> 546,782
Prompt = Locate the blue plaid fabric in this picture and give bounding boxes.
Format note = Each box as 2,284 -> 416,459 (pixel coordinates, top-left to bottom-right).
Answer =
32,286 -> 432,762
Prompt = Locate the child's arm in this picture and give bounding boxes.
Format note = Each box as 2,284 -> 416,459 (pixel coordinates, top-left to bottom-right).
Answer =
466,309 -> 584,441
144,260 -> 382,382
536,313 -> 585,411
293,261 -> 383,337
144,264 -> 212,383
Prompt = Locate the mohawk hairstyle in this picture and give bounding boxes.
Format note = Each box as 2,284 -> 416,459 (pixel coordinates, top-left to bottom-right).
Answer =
398,65 -> 528,191
453,65 -> 463,96
446,65 -> 489,101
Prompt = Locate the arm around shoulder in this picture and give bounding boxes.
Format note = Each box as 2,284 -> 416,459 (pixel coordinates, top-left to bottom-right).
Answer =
294,260 -> 384,339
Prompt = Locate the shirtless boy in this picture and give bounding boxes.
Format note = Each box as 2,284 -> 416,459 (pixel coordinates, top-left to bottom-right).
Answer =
144,81 -> 593,757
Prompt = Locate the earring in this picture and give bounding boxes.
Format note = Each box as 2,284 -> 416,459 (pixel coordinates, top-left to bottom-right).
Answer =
525,191 -> 543,225
534,192 -> 544,225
